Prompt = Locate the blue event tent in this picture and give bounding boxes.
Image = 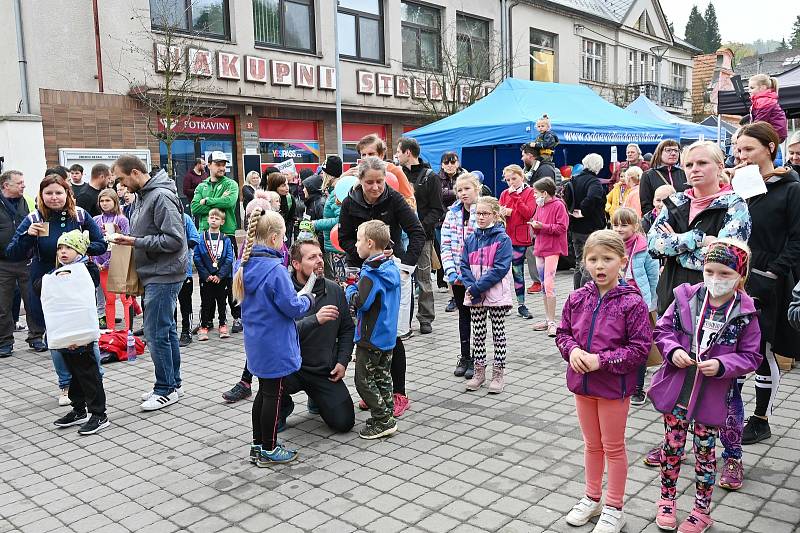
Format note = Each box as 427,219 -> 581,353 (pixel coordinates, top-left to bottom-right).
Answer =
406,78 -> 680,172
625,95 -> 720,141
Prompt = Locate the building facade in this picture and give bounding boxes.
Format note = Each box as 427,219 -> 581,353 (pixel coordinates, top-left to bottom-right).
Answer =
1,0 -> 696,192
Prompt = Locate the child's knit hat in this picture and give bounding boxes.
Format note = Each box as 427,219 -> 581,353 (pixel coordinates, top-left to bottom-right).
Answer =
57,230 -> 90,256
704,238 -> 750,277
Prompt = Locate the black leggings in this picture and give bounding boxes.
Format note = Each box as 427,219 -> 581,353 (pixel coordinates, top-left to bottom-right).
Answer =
451,284 -> 471,361
392,338 -> 406,395
176,277 -> 193,333
252,377 -> 284,449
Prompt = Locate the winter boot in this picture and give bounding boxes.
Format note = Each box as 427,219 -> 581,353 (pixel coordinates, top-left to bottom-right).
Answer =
488,366 -> 505,394
465,364 -> 486,391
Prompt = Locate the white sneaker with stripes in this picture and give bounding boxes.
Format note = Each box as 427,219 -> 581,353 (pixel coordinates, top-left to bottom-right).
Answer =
140,390 -> 179,411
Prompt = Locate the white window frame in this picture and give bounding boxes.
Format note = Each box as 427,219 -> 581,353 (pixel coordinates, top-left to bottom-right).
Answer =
581,39 -> 605,82
672,62 -> 686,89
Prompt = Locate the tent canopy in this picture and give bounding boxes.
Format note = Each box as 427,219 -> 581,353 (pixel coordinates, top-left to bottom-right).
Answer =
406,78 -> 680,169
625,95 -> 720,141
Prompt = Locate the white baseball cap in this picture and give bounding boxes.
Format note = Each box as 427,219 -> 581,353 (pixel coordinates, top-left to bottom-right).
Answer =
208,151 -> 229,163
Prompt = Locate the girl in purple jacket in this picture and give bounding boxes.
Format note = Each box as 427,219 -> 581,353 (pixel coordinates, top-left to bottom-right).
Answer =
649,239 -> 762,533
556,230 -> 651,533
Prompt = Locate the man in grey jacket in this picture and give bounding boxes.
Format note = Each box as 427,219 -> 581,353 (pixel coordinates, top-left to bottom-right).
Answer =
112,155 -> 187,411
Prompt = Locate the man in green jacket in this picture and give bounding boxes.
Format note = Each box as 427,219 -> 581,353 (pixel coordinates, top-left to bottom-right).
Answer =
190,151 -> 239,235
190,151 -> 243,332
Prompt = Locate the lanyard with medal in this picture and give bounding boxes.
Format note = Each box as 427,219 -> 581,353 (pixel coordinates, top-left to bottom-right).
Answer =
205,231 -> 222,269
692,290 -> 736,363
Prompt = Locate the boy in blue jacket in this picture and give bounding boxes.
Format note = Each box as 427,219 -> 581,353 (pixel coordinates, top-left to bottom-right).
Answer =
346,220 -> 401,439
194,209 -> 235,340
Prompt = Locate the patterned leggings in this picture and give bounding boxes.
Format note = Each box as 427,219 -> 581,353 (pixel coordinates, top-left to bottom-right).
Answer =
660,406 -> 718,513
511,245 -> 527,304
470,306 -> 509,368
720,379 -> 745,460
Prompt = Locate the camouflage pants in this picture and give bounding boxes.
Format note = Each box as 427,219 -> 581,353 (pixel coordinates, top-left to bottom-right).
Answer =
355,346 -> 394,423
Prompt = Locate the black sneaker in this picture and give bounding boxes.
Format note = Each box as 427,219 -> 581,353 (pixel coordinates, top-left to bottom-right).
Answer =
54,410 -> 88,428
742,416 -> 771,445
464,359 -> 475,380
78,415 -> 110,435
454,357 -> 468,377
445,298 -> 457,313
630,389 -> 646,406
399,331 -> 413,341
518,305 -> 532,319
179,331 -> 192,347
222,382 -> 252,403
359,418 -> 398,439
419,323 -> 433,334
231,318 -> 243,333
28,340 -> 48,352
132,328 -> 144,337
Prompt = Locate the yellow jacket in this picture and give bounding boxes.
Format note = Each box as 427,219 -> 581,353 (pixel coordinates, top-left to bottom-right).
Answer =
605,182 -> 629,218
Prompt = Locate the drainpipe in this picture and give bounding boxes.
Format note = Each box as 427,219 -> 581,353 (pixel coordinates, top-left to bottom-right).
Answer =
13,0 -> 30,113
500,0 -> 507,78
507,1 -> 521,79
92,0 -> 104,92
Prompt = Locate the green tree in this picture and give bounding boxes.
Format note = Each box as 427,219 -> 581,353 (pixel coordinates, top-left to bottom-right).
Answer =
791,15 -> 800,49
777,38 -> 789,51
684,5 -> 707,51
703,3 -> 722,53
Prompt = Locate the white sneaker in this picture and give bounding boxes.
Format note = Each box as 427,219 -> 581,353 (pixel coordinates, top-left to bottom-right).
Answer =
566,497 -> 603,526
141,386 -> 184,402
592,506 -> 625,533
58,388 -> 71,406
140,391 -> 179,411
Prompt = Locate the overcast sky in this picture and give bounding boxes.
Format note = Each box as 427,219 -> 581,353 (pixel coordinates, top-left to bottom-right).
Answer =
661,0 -> 796,44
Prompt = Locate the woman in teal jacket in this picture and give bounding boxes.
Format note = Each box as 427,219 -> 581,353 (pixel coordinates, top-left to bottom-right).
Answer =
313,177 -> 346,281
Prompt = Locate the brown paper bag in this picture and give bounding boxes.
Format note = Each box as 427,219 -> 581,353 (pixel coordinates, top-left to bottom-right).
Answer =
107,244 -> 143,296
646,311 -> 663,367
430,241 -> 442,271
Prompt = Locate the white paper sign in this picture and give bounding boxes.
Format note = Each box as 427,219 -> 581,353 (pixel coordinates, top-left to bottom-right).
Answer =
610,146 -> 618,163
731,164 -> 768,200
275,159 -> 297,175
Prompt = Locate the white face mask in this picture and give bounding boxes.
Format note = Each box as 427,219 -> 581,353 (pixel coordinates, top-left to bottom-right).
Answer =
535,196 -> 546,207
703,274 -> 738,298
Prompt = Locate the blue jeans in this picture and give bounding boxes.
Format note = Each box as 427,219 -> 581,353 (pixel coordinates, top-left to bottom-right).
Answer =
143,281 -> 183,396
51,342 -> 104,389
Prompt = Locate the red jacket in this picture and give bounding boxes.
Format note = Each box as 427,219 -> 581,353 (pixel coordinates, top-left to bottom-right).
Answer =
499,185 -> 536,246
531,197 -> 569,257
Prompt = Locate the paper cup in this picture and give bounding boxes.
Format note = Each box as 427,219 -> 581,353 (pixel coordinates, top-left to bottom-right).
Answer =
39,222 -> 50,237
104,222 -> 116,234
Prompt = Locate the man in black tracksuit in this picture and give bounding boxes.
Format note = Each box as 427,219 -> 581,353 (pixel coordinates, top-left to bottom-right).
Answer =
396,137 -> 444,334
278,239 -> 356,433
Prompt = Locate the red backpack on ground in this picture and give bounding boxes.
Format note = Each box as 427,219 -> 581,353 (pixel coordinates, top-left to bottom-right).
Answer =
99,330 -> 145,363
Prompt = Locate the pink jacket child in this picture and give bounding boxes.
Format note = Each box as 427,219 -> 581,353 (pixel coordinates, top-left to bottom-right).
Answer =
499,185 -> 537,247
530,197 -> 569,257
649,283 -> 762,426
556,281 -> 652,398
750,89 -> 787,142
459,223 -> 514,307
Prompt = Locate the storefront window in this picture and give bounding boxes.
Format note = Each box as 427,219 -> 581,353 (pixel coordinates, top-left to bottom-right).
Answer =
150,0 -> 230,39
259,119 -> 320,173
253,0 -> 315,53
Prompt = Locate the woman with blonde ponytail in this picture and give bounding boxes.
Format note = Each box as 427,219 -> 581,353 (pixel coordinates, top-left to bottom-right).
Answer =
236,207 -> 315,466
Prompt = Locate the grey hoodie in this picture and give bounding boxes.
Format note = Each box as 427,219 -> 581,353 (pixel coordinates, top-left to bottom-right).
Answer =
129,169 -> 187,285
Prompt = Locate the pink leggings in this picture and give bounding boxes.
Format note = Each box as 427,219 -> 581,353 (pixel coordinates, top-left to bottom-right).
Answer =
535,255 -> 559,297
575,395 -> 631,509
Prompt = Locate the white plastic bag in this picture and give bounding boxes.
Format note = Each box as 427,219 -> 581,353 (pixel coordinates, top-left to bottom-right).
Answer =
395,257 -> 412,337
41,262 -> 100,349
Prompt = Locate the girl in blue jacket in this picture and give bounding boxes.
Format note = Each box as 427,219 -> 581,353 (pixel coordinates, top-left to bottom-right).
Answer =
611,207 -> 659,406
232,208 -> 315,466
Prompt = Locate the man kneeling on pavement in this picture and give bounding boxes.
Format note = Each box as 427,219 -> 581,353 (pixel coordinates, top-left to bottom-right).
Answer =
277,238 -> 356,433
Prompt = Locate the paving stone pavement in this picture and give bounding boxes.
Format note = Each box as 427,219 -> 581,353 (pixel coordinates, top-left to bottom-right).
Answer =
1,271 -> 800,533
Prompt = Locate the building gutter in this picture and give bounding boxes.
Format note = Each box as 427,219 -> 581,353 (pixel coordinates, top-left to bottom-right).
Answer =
13,0 -> 30,113
507,0 -> 521,79
92,0 -> 104,92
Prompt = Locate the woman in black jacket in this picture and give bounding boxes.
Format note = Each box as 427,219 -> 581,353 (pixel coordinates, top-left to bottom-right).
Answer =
338,156 -> 426,417
639,139 -> 687,215
734,121 -> 800,445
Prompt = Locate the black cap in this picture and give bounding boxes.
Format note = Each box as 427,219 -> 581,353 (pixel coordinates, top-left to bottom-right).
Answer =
322,155 -> 343,178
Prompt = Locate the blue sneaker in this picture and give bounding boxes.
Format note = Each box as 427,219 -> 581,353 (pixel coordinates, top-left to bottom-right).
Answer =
0,345 -> 12,358
257,444 -> 298,466
307,397 -> 320,415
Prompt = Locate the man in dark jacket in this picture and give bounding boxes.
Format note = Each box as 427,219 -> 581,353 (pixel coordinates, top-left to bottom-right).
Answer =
76,164 -> 112,217
112,155 -> 188,412
639,139 -> 687,215
521,142 -> 560,185
278,239 -> 356,433
182,158 -> 207,205
563,154 -> 607,289
0,170 -> 45,356
396,137 -> 443,334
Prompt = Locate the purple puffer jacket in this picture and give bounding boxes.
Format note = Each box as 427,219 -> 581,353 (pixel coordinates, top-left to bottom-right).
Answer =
556,281 -> 652,400
649,283 -> 762,426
